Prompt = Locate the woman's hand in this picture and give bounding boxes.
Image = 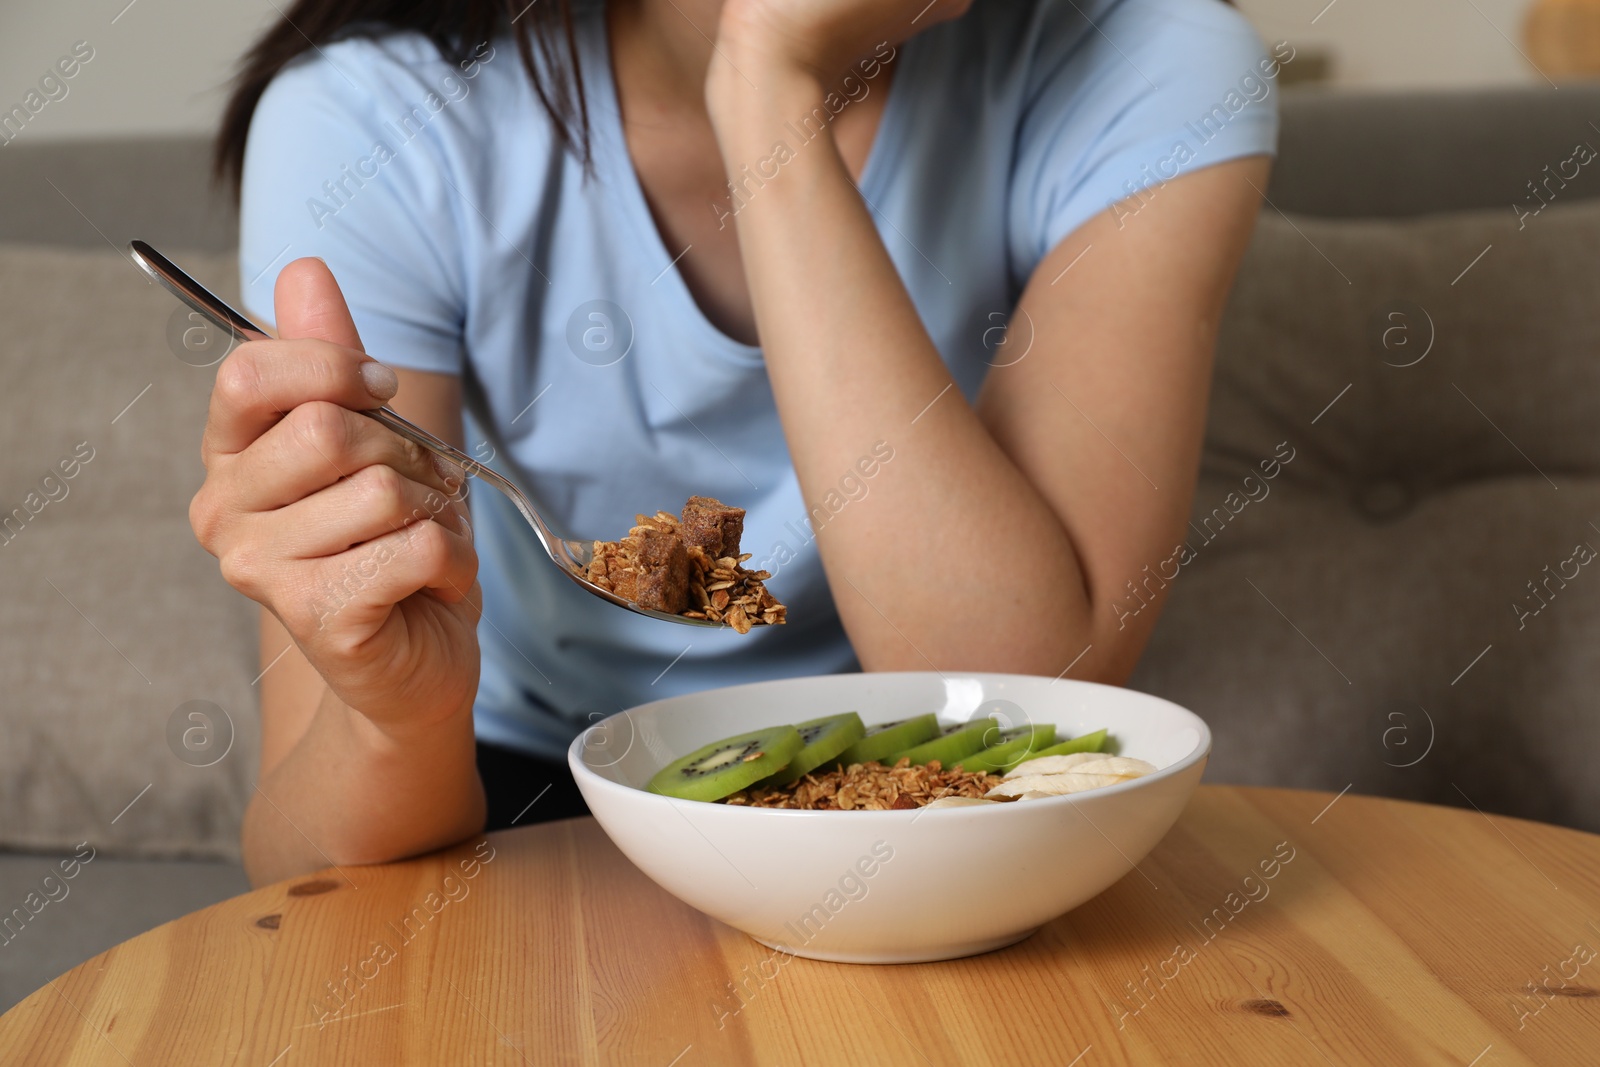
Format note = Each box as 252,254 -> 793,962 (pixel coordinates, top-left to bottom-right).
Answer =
713,0 -> 968,88
190,258 -> 481,737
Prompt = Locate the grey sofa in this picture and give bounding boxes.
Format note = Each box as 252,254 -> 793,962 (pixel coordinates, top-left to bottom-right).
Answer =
4,85 -> 1600,1012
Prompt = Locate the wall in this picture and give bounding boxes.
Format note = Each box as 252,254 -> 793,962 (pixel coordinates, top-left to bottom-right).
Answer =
1237,0 -> 1544,89
0,0 -> 276,144
0,0 -> 1547,145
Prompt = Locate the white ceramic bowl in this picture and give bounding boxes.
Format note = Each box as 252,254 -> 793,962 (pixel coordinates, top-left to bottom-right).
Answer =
568,671 -> 1209,963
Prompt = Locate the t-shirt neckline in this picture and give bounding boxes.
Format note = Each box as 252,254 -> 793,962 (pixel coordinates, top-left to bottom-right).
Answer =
580,1 -> 914,369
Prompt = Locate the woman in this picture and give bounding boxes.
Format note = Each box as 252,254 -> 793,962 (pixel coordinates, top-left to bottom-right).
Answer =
196,0 -> 1278,883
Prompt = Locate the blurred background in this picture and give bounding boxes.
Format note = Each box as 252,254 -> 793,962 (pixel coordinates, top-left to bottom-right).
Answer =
0,0 -> 1580,144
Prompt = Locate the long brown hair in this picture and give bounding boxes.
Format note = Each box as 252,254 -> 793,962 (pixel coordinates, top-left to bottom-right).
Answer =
213,0 -> 589,197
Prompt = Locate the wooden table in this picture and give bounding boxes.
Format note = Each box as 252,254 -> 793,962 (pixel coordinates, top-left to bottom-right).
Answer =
4,786 -> 1599,1065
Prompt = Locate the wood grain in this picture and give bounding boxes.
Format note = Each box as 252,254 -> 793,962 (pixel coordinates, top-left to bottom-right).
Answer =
3,786 -> 1599,1065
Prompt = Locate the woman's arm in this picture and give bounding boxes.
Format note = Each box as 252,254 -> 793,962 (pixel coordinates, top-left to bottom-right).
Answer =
707,12 -> 1268,683
192,261 -> 485,887
242,365 -> 484,886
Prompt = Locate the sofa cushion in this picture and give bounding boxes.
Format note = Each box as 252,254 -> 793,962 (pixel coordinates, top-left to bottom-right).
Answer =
0,245 -> 256,859
1131,198 -> 1600,831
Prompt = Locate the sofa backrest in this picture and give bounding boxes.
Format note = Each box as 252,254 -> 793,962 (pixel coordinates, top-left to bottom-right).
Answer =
5,86 -> 1600,255
0,136 -> 235,252
1271,86 -> 1600,217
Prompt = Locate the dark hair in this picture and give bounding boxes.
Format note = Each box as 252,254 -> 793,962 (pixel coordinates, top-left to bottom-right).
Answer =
213,0 -> 589,197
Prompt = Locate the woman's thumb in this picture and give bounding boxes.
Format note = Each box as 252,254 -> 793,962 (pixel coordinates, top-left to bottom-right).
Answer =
272,257 -> 365,351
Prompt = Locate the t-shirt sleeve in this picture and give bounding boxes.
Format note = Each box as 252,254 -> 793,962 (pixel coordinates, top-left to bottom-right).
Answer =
1008,0 -> 1282,280
238,38 -> 467,374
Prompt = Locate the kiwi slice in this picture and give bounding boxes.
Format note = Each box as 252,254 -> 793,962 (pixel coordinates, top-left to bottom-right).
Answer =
646,724 -> 804,801
891,717 -> 1000,768
832,713 -> 940,768
952,723 -> 1058,774
762,712 -> 866,787
1013,728 -> 1109,766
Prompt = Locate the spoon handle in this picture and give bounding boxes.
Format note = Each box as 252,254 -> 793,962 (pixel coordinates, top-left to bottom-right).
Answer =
133,243 -> 488,477
129,241 -> 571,552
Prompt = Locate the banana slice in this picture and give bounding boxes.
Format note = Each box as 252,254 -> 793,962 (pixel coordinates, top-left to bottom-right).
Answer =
923,796 -> 1000,809
1069,756 -> 1157,778
988,772 -> 1128,797
1005,752 -> 1105,777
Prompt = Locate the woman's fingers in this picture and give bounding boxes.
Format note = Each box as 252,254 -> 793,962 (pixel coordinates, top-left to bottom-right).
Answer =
266,463 -> 469,560
274,258 -> 367,351
203,338 -> 398,460
224,401 -> 464,512
204,257 -> 396,460
293,518 -> 479,640
188,257 -> 485,745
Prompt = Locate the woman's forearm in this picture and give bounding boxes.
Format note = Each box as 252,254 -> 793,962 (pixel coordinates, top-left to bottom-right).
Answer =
707,59 -> 1096,675
241,685 -> 485,886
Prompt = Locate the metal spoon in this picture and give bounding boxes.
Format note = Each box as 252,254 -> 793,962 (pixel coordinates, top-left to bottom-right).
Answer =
130,239 -> 724,628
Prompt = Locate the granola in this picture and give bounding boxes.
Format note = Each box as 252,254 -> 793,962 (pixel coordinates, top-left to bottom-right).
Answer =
723,758 -> 1007,810
586,496 -> 786,633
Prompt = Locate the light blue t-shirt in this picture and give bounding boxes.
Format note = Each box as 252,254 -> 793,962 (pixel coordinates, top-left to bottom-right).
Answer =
240,0 -> 1279,759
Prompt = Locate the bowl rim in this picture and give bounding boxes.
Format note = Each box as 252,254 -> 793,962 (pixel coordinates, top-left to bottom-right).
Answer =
569,675 -> 1203,819
567,670 -> 1212,818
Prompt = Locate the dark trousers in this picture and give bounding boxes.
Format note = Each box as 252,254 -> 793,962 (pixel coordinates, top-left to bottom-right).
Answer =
476,740 -> 592,830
